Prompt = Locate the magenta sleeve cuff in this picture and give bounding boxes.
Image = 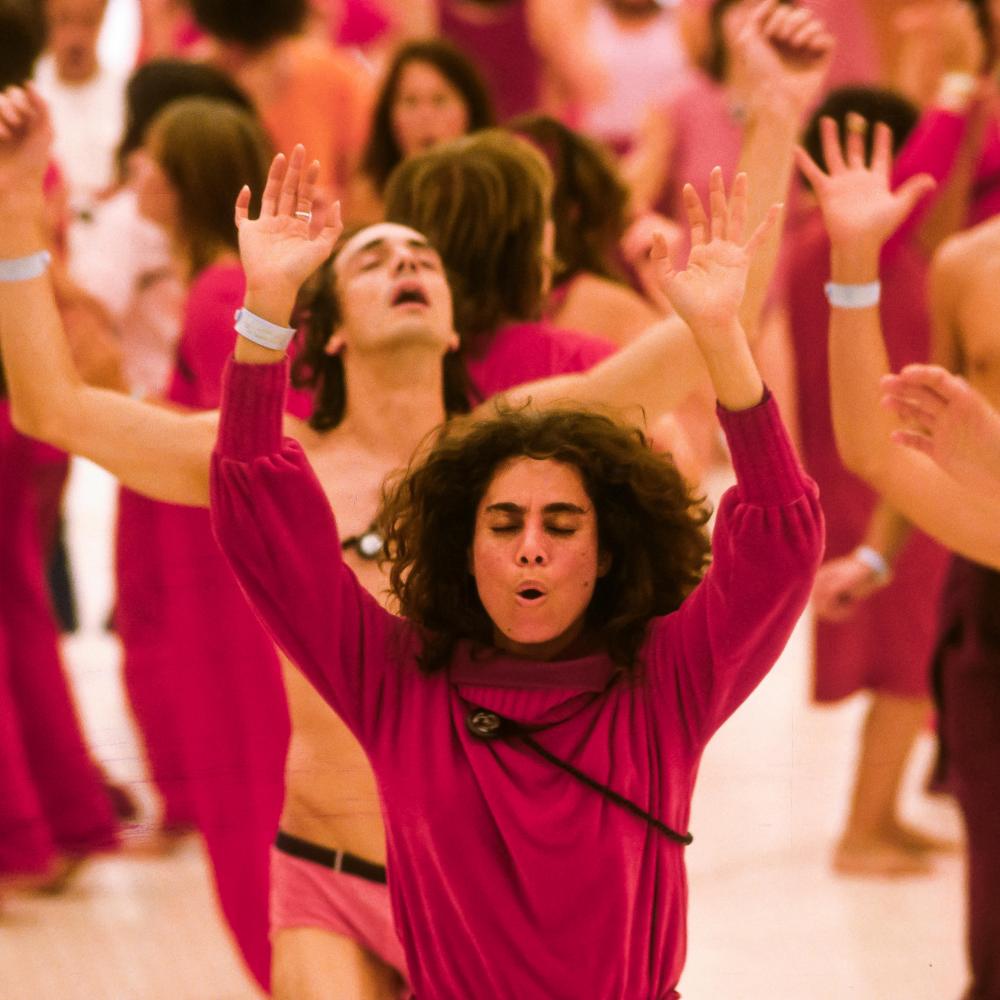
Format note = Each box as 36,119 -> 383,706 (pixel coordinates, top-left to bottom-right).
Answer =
216,355 -> 290,462
716,390 -> 810,506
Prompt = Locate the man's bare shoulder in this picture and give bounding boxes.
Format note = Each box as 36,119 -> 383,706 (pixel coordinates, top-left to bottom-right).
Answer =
935,215 -> 1000,275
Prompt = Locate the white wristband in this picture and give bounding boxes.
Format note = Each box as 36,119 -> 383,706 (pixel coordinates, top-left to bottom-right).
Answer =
824,280 -> 881,310
854,544 -> 891,583
234,307 -> 295,352
0,250 -> 52,283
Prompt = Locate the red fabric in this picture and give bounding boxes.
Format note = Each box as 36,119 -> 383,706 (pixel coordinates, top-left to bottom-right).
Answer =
464,320 -> 617,404
0,402 -> 117,875
439,0 -> 541,121
211,358 -> 823,999
115,263 -> 297,989
785,210 -> 949,701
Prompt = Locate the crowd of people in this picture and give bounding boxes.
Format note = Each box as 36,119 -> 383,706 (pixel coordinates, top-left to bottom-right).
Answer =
0,0 -> 998,998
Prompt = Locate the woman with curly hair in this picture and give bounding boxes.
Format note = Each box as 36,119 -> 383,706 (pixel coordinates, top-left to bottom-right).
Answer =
203,140 -> 824,995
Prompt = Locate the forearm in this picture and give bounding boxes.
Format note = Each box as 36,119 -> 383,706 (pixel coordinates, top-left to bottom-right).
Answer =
827,243 -> 895,479
859,500 -> 911,566
0,199 -> 89,439
736,100 -> 799,338
507,314 -> 713,419
695,318 -> 764,412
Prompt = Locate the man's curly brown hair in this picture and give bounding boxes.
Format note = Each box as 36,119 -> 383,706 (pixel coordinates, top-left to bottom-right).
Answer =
380,404 -> 712,674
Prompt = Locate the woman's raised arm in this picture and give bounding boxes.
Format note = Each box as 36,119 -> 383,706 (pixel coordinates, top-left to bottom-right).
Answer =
0,85 -> 215,506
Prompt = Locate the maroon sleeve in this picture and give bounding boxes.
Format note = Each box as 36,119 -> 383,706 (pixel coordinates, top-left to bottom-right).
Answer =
647,392 -> 824,749
209,356 -> 407,742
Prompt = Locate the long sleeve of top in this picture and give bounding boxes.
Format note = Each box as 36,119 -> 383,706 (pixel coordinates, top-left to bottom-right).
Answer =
211,357 -> 824,1000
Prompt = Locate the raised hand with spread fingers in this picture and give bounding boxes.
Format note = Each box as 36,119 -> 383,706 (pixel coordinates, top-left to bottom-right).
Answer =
649,167 -> 781,411
235,144 -> 343,340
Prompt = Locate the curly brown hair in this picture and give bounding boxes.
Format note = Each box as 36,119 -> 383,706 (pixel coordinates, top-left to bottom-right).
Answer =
380,404 -> 712,673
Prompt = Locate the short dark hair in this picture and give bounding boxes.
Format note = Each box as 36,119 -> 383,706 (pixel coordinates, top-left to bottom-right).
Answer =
384,129 -> 552,341
380,405 -> 712,673
188,0 -> 307,48
801,86 -> 920,184
148,97 -> 273,276
290,235 -> 472,432
509,114 -> 630,285
117,58 -> 254,181
360,39 -> 496,195
0,0 -> 46,89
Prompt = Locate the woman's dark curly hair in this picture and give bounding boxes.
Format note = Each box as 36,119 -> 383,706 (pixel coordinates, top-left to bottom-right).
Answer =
508,113 -> 630,285
380,405 -> 712,673
360,39 -> 496,195
290,232 -> 472,431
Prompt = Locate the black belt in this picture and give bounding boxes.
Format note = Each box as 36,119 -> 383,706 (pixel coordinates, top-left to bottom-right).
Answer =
274,830 -> 387,884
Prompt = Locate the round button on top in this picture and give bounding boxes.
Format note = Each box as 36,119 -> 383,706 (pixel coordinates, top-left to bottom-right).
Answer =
466,709 -> 502,740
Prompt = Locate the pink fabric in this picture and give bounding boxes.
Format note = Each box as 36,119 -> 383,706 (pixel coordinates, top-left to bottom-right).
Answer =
464,320 -> 617,403
891,107 -> 1000,240
211,358 -> 823,999
654,71 -> 743,229
0,402 -> 118,875
439,0 -> 541,121
784,210 -> 949,701
116,263 -> 303,990
269,845 -> 409,982
333,0 -> 391,46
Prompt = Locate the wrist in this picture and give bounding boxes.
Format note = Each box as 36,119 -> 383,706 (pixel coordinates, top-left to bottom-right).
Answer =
830,247 -> 880,283
853,544 -> 892,585
243,286 -> 298,328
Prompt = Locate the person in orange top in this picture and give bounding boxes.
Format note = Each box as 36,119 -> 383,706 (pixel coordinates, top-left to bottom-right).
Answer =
189,0 -> 374,202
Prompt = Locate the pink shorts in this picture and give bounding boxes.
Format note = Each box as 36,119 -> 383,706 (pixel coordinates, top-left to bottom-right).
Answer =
269,844 -> 409,982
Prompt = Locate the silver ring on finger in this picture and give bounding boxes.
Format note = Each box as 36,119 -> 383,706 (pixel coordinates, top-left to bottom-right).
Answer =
295,210 -> 312,222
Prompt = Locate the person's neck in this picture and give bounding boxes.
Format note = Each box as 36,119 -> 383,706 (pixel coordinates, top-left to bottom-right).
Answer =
56,60 -> 99,86
337,345 -> 449,462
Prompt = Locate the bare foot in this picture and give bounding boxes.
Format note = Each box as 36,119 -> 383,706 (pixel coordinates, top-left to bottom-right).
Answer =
832,838 -> 934,877
884,822 -> 960,855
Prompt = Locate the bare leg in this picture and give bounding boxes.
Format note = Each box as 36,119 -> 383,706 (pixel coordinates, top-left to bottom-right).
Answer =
272,927 -> 405,1000
834,692 -> 944,877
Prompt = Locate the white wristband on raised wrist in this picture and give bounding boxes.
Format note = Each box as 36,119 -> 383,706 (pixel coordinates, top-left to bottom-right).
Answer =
234,307 -> 295,352
0,250 -> 52,283
854,544 -> 891,584
824,281 -> 881,310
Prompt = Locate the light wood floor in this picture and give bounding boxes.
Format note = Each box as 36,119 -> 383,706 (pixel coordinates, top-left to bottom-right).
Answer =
0,460 -> 967,1000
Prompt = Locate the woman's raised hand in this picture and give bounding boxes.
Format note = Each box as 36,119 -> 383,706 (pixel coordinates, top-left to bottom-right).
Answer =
795,115 -> 935,252
235,144 -> 343,309
649,168 -> 780,346
0,85 -> 53,204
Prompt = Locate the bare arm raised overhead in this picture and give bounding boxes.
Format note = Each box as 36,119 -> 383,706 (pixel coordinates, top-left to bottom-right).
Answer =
0,85 -> 217,506
799,115 -> 1000,567
501,0 -> 833,417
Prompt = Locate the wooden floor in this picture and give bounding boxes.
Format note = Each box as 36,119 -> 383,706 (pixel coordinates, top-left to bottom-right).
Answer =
0,460 -> 967,1000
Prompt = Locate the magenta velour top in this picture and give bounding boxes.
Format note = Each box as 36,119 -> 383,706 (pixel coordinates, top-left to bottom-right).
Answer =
210,358 -> 823,999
